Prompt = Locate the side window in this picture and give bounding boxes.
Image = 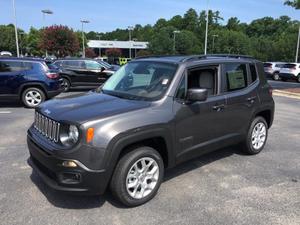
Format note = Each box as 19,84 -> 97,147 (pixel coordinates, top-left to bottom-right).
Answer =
249,64 -> 258,83
175,76 -> 186,99
85,61 -> 101,70
187,67 -> 218,96
23,62 -> 33,70
224,63 -> 247,92
0,61 -> 24,72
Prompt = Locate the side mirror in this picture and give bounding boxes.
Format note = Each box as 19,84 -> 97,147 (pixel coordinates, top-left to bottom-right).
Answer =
186,88 -> 208,102
100,67 -> 106,72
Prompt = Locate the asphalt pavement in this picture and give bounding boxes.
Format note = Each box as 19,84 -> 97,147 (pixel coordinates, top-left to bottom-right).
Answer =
0,86 -> 299,225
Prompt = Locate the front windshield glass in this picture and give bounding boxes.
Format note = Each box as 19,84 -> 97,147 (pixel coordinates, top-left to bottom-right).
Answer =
102,61 -> 178,101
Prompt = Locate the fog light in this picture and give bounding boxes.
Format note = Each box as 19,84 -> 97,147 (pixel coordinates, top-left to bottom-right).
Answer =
62,160 -> 77,168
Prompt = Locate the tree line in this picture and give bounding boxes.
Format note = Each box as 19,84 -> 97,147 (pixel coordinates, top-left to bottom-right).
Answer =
0,1 -> 299,62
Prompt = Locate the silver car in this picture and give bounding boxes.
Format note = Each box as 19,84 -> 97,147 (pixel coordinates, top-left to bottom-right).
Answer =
264,62 -> 286,81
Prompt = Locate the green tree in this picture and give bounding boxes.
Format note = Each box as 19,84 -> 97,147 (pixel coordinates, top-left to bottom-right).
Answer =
284,0 -> 300,9
26,27 -> 43,56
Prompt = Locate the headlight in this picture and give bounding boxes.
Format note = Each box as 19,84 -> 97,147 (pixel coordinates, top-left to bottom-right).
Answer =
60,125 -> 79,146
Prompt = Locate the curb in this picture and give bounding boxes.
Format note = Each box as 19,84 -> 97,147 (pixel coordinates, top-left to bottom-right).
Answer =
273,90 -> 300,100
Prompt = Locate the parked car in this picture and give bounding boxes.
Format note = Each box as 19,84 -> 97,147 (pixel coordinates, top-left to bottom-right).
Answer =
263,62 -> 286,80
27,54 -> 274,206
53,58 -> 115,92
0,57 -> 63,108
0,51 -> 13,57
279,63 -> 300,82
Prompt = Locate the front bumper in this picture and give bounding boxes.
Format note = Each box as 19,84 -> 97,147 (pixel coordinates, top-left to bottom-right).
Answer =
27,135 -> 108,195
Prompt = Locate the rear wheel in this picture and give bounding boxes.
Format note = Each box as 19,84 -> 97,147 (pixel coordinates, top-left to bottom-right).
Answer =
21,87 -> 45,108
273,72 -> 280,81
62,77 -> 70,92
241,116 -> 268,155
297,75 -> 300,83
110,146 -> 164,207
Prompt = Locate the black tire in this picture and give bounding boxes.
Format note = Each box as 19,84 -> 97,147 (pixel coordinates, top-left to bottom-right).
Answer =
297,75 -> 300,83
241,116 -> 268,155
110,146 -> 164,207
62,77 -> 71,92
21,87 -> 46,108
273,72 -> 280,81
281,78 -> 287,82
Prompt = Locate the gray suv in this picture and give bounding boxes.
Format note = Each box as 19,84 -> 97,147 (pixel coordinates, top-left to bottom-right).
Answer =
27,55 -> 275,206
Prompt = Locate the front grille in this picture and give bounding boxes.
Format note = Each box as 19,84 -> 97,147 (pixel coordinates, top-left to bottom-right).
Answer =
34,112 -> 60,142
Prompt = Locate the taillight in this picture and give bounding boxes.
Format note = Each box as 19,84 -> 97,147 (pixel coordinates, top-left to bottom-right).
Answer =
269,87 -> 273,96
46,72 -> 59,79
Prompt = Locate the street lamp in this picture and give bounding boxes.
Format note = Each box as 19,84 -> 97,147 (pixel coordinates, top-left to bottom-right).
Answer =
97,34 -> 102,57
296,24 -> 300,62
128,26 -> 134,59
80,20 -> 90,58
41,9 -> 53,57
212,34 -> 218,53
173,30 -> 180,54
12,0 -> 19,57
204,0 -> 209,55
133,38 -> 138,58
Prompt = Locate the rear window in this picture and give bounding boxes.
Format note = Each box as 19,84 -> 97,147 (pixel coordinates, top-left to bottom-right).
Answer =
283,64 -> 296,68
275,64 -> 284,68
263,63 -> 272,67
0,61 -> 24,72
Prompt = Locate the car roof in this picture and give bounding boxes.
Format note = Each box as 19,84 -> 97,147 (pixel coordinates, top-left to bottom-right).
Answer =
0,57 -> 45,62
54,57 -> 96,61
133,54 -> 259,64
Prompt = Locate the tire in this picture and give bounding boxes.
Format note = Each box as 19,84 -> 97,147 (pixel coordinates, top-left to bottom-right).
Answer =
273,72 -> 280,81
62,77 -> 71,92
297,75 -> 300,83
21,87 -> 46,108
110,146 -> 164,207
281,78 -> 287,82
241,116 -> 268,155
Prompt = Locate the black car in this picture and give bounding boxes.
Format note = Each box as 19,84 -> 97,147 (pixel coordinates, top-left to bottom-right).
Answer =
27,54 -> 274,206
53,58 -> 116,92
0,57 -> 63,108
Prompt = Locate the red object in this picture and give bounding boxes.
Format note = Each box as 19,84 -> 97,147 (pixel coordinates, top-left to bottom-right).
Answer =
46,72 -> 59,79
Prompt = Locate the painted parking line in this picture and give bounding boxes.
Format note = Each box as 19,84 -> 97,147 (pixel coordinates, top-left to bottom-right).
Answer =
0,111 -> 12,114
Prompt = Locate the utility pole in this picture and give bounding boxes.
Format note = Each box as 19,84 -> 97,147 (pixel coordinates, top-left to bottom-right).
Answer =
97,35 -> 102,57
80,20 -> 90,58
128,26 -> 134,59
204,0 -> 209,55
12,0 -> 19,57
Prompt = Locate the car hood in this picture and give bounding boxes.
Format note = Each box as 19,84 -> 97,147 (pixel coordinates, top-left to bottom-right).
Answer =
38,92 -> 151,124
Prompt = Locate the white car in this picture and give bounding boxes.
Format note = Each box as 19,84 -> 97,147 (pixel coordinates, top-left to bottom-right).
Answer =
0,51 -> 12,57
264,62 -> 286,80
279,63 -> 300,83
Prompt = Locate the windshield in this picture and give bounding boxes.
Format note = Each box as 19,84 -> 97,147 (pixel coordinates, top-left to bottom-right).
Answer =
102,61 -> 178,101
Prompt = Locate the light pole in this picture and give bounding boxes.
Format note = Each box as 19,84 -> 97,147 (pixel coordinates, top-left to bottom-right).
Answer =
296,24 -> 300,62
133,38 -> 138,58
19,31 -> 24,56
204,0 -> 209,55
173,30 -> 180,54
12,0 -> 19,57
97,34 -> 102,57
80,20 -> 90,58
128,26 -> 134,59
41,9 -> 53,57
212,34 -> 218,53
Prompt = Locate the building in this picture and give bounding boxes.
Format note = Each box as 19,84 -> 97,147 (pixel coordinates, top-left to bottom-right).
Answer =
87,40 -> 149,58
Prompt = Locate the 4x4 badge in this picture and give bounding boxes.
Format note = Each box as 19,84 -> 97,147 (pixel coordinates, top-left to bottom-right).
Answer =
44,109 -> 51,115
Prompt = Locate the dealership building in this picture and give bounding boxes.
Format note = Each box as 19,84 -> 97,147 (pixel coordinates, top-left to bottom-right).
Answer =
87,40 -> 149,58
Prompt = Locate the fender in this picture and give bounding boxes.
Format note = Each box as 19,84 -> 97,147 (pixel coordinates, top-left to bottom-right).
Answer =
101,126 -> 175,185
18,82 -> 48,96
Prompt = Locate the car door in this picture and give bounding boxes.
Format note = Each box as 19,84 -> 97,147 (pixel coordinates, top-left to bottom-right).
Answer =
0,60 -> 24,95
221,62 -> 260,138
84,60 -> 107,84
174,64 -> 227,163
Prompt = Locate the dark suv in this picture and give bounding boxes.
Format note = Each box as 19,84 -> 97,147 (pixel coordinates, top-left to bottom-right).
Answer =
53,58 -> 117,92
27,55 -> 274,206
0,57 -> 63,108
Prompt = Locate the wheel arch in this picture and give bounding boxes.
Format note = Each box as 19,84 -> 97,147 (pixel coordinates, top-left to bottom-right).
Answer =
19,82 -> 47,99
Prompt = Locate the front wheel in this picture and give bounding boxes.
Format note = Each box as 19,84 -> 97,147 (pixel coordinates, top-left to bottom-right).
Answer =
273,72 -> 280,81
241,116 -> 268,155
110,147 -> 164,207
21,87 -> 45,108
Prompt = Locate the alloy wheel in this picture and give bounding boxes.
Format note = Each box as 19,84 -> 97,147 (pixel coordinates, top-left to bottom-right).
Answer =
25,90 -> 42,107
251,122 -> 267,150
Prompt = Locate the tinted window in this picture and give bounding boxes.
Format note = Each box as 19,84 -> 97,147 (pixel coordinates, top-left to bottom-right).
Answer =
283,64 -> 296,68
65,60 -> 85,69
224,63 -> 247,91
23,62 -> 33,70
249,64 -> 258,83
85,61 -> 101,70
0,61 -> 24,72
263,63 -> 272,67
275,64 -> 284,68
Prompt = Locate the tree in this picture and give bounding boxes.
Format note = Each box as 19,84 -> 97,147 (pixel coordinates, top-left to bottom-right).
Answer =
105,48 -> 122,57
85,48 -> 97,58
0,24 -> 23,55
226,17 -> 240,31
175,30 -> 202,55
26,27 -> 43,56
284,0 -> 300,9
39,25 -> 80,57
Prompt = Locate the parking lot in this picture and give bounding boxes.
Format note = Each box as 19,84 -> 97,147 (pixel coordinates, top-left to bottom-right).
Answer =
0,81 -> 299,225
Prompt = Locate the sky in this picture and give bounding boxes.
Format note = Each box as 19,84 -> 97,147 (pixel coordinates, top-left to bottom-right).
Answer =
0,0 -> 299,33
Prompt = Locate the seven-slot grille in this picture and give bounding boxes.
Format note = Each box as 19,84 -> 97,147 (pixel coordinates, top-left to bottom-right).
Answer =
34,112 -> 60,142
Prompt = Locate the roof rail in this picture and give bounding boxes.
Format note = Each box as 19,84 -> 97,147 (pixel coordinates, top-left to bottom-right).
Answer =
135,55 -> 183,59
181,54 -> 254,62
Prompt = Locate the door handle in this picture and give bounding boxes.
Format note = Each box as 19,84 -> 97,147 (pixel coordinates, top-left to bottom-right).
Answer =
247,96 -> 257,104
212,104 -> 225,111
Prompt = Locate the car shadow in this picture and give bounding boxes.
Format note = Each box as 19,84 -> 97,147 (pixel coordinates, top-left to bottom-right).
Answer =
29,145 -> 246,209
0,100 -> 24,108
